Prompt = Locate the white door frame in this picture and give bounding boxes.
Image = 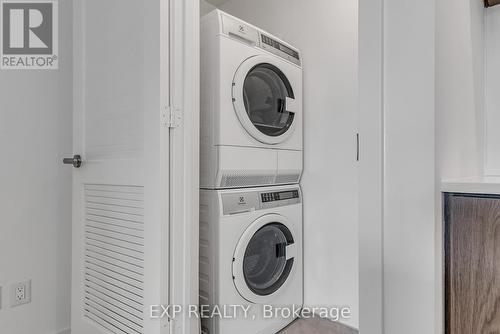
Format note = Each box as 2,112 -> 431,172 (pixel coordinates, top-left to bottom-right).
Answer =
168,0 -> 200,333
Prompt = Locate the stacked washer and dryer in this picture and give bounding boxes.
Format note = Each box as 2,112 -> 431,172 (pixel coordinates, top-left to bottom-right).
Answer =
200,10 -> 303,334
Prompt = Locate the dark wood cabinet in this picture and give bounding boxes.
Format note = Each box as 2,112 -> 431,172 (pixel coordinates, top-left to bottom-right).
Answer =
445,193 -> 500,334
485,0 -> 500,8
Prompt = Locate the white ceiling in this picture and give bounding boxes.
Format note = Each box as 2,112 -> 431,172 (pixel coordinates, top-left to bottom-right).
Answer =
205,0 -> 232,7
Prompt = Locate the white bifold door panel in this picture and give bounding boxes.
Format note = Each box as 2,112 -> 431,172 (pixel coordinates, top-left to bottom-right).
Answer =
71,1 -> 168,333
70,1 -> 198,334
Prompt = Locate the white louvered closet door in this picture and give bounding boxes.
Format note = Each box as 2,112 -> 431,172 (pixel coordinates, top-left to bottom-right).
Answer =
71,1 -> 170,334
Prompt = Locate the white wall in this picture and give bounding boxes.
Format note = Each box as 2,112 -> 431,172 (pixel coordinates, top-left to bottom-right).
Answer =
383,1 -> 435,334
0,1 -> 73,333
485,5 -> 500,175
200,0 -> 216,16
218,0 -> 359,328
436,0 -> 484,180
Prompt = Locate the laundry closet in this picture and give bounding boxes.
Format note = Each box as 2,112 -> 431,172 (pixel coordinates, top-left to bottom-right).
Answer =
198,0 -> 359,332
0,0 -> 440,333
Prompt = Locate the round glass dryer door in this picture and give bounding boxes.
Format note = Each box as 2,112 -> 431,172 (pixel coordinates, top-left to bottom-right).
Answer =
233,56 -> 299,145
243,64 -> 294,137
233,215 -> 298,303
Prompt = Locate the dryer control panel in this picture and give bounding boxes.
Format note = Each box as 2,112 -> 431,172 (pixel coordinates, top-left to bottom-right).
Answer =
220,13 -> 301,67
221,187 -> 301,215
260,34 -> 301,66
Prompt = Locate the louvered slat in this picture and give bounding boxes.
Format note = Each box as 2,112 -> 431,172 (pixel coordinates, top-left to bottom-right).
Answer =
83,184 -> 144,334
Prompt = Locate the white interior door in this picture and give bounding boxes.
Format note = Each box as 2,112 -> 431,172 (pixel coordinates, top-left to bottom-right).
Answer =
70,1 -> 170,334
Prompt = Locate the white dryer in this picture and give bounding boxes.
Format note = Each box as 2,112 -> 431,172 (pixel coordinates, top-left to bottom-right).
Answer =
201,10 -> 303,189
200,185 -> 303,334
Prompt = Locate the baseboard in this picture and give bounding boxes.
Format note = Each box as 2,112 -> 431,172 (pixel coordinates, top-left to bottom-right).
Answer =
56,328 -> 70,334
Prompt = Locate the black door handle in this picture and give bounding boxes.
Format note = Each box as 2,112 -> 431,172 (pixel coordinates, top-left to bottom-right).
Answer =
62,155 -> 82,168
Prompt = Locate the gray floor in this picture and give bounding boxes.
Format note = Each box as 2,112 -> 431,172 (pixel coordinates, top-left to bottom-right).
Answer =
279,318 -> 358,334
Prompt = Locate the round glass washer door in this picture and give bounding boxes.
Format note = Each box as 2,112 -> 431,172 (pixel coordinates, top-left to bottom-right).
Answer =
232,55 -> 299,145
233,214 -> 298,304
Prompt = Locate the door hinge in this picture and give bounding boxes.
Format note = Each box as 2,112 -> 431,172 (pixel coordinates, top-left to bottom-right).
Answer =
162,106 -> 182,128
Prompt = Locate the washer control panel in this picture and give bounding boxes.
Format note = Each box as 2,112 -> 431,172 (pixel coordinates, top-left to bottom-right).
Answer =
222,187 -> 301,215
260,189 -> 299,202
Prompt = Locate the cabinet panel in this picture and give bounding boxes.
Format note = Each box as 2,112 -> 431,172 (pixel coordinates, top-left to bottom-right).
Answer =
445,194 -> 500,334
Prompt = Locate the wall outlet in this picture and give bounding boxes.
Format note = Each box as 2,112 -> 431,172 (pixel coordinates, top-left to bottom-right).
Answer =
11,280 -> 31,307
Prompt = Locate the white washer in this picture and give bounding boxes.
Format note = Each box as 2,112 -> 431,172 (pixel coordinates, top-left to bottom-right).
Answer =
201,10 -> 303,189
200,185 -> 303,334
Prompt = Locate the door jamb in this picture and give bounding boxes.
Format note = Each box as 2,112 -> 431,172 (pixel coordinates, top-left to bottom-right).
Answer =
168,0 -> 200,333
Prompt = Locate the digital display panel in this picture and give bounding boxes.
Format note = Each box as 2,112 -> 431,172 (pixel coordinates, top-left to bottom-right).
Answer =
278,44 -> 299,59
261,34 -> 300,60
277,191 -> 296,200
261,190 -> 299,203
